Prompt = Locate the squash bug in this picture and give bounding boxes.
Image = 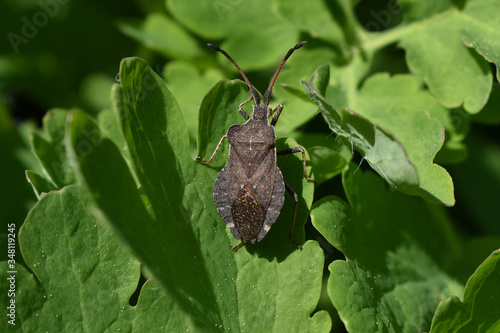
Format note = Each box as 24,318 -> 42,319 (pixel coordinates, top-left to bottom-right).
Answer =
196,41 -> 314,251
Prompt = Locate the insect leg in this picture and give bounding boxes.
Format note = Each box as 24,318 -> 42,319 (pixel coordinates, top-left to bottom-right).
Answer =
195,134 -> 227,163
232,239 -> 244,252
238,97 -> 252,120
277,147 -> 315,183
270,104 -> 284,127
283,180 -> 302,250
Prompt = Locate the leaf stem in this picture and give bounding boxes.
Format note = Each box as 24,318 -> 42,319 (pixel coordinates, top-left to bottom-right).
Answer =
360,10 -> 456,52
360,27 -> 407,51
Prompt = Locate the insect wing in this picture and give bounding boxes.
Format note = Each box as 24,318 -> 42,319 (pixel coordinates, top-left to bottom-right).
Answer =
213,164 -> 241,240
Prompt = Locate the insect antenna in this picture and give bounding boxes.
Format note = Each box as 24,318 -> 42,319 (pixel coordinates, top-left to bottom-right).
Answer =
263,41 -> 307,106
208,43 -> 261,105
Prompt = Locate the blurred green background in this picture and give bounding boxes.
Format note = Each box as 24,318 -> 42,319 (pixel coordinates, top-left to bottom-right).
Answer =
1,1 -> 500,331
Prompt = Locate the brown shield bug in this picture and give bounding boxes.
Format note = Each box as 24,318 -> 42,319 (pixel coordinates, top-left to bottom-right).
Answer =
196,41 -> 314,251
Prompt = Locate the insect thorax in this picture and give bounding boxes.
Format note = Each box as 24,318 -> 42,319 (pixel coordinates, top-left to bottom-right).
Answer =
227,119 -> 275,149
251,104 -> 270,120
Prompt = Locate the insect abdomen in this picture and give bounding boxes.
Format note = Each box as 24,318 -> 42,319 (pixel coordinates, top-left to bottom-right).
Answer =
231,186 -> 265,242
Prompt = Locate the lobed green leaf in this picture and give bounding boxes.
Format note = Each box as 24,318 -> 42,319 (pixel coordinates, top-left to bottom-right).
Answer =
31,109 -> 77,188
311,164 -> 463,333
116,13 -> 201,60
0,186 -> 175,332
304,70 -> 455,206
397,0 -> 500,114
430,250 -> 500,333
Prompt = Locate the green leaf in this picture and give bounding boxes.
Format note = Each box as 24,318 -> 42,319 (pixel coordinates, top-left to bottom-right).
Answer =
304,72 -> 455,206
396,1 -> 500,114
311,165 -> 463,333
352,73 -> 455,205
303,80 -> 419,192
310,64 -> 331,97
97,109 -> 126,152
430,250 -> 500,333
163,61 -> 225,144
0,185 -> 190,332
459,0 -> 500,80
167,0 -> 229,39
31,109 -> 77,188
168,0 -> 298,71
276,0 -> 344,46
66,57 -> 330,331
116,13 -> 201,60
25,170 -> 57,199
308,146 -> 348,185
70,82 -> 220,327
398,0 -> 456,23
117,279 -> 190,332
234,242 -> 331,332
400,17 -> 491,113
429,105 -> 469,165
